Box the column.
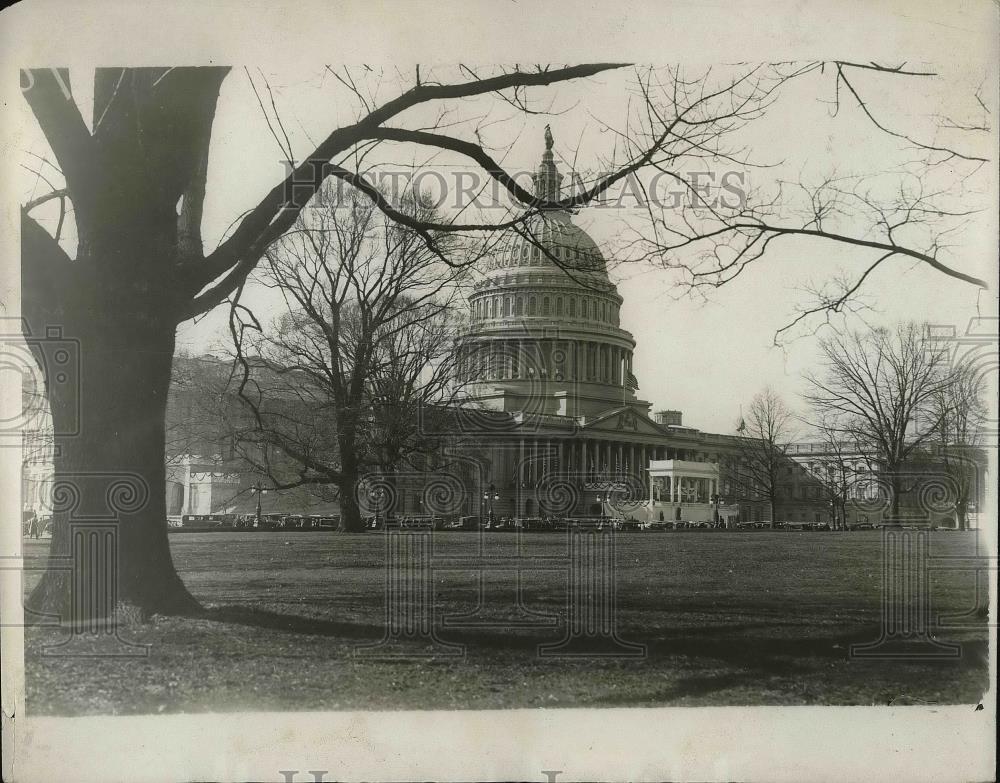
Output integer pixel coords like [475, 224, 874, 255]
[581, 439, 589, 481]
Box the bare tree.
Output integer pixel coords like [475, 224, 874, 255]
[366, 304, 464, 475]
[165, 353, 240, 460]
[806, 415, 860, 530]
[928, 356, 988, 530]
[736, 388, 796, 527]
[229, 186, 467, 531]
[19, 63, 990, 617]
[20, 64, 672, 618]
[615, 63, 990, 341]
[805, 322, 955, 523]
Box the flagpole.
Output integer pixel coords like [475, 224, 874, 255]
[621, 355, 626, 408]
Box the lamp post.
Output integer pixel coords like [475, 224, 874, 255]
[253, 481, 268, 527]
[483, 483, 499, 527]
[711, 493, 720, 527]
[829, 498, 836, 531]
[596, 490, 614, 524]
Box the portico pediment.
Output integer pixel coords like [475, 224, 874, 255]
[580, 406, 667, 438]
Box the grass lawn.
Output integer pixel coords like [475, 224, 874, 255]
[22, 530, 990, 715]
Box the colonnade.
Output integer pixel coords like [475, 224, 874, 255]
[651, 474, 720, 504]
[460, 339, 634, 385]
[484, 437, 696, 488]
[472, 291, 620, 327]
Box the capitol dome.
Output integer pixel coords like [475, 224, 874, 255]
[460, 127, 641, 419]
[487, 209, 610, 280]
[486, 124, 609, 281]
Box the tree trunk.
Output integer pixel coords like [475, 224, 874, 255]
[335, 439, 366, 532]
[26, 315, 199, 621]
[887, 472, 902, 525]
[337, 475, 365, 532]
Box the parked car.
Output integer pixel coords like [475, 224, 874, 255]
[445, 515, 480, 530]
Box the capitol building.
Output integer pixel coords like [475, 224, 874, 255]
[446, 129, 775, 524]
[18, 129, 975, 531]
[46, 128, 889, 529]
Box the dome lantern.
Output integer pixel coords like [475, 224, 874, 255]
[532, 124, 564, 202]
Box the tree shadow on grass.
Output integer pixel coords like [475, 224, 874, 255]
[194, 605, 386, 641]
[188, 604, 986, 684]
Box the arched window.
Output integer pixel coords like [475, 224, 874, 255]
[505, 296, 512, 316]
[488, 299, 495, 318]
[582, 299, 589, 318]
[516, 296, 524, 316]
[600, 302, 606, 321]
[569, 298, 576, 317]
[556, 297, 563, 316]
[528, 296, 537, 315]
[542, 296, 551, 315]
